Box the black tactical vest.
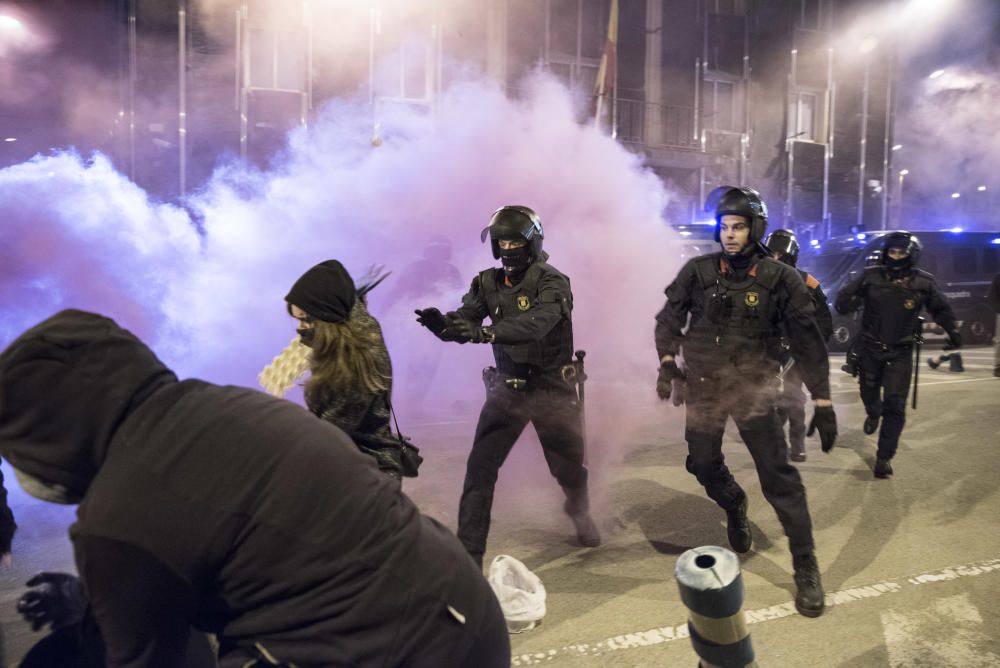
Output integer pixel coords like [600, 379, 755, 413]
[683, 254, 785, 376]
[478, 261, 574, 374]
[858, 268, 935, 346]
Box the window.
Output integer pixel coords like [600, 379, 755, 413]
[788, 92, 817, 141]
[704, 79, 738, 132]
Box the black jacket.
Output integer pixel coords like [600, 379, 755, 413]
[798, 269, 834, 342]
[655, 252, 831, 399]
[0, 310, 504, 668]
[835, 267, 957, 346]
[450, 252, 574, 375]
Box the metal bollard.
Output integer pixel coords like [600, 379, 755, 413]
[675, 545, 756, 668]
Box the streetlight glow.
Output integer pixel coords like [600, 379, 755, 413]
[0, 15, 23, 31]
[892, 144, 903, 151]
[929, 69, 945, 79]
[951, 192, 961, 199]
[977, 185, 987, 191]
[859, 37, 878, 54]
[3, 137, 16, 142]
[899, 169, 909, 176]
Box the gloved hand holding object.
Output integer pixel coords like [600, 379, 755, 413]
[807, 405, 838, 452]
[656, 360, 685, 401]
[17, 572, 87, 632]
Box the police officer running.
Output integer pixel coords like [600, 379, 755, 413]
[416, 205, 599, 568]
[765, 229, 834, 462]
[834, 231, 959, 478]
[655, 187, 837, 618]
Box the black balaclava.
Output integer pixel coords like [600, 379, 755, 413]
[500, 242, 533, 278]
[285, 260, 357, 324]
[883, 239, 913, 278]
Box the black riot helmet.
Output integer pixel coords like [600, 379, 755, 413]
[764, 228, 800, 267]
[880, 231, 921, 275]
[480, 205, 544, 270]
[704, 186, 769, 252]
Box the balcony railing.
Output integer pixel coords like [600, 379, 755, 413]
[614, 98, 701, 150]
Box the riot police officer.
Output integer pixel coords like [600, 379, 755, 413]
[655, 187, 837, 618]
[834, 231, 959, 478]
[765, 229, 834, 462]
[416, 205, 599, 568]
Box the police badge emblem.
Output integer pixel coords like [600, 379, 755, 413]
[745, 292, 759, 307]
[903, 298, 915, 310]
[517, 295, 531, 311]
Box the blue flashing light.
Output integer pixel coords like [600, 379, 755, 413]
[990, 238, 1000, 245]
[945, 227, 963, 233]
[855, 233, 867, 240]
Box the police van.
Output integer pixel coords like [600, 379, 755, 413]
[799, 230, 1000, 351]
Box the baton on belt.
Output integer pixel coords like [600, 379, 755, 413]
[911, 317, 924, 410]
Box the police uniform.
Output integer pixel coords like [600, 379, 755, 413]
[655, 252, 830, 557]
[655, 186, 836, 618]
[416, 206, 598, 567]
[777, 269, 834, 461]
[835, 258, 957, 469]
[447, 255, 593, 564]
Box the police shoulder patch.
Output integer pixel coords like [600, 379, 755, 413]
[517, 295, 531, 311]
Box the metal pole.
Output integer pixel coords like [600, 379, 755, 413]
[239, 1, 249, 161]
[178, 0, 187, 196]
[787, 48, 798, 228]
[857, 51, 871, 231]
[127, 0, 137, 180]
[822, 46, 833, 239]
[898, 171, 907, 225]
[694, 58, 701, 141]
[880, 49, 894, 230]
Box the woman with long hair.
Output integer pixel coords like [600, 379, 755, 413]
[280, 259, 409, 479]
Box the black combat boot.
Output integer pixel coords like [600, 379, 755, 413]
[564, 501, 601, 547]
[793, 553, 825, 617]
[874, 458, 893, 478]
[726, 497, 752, 553]
[863, 415, 879, 435]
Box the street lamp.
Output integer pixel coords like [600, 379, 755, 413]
[892, 144, 903, 151]
[929, 69, 945, 79]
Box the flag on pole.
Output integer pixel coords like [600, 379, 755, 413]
[593, 0, 619, 129]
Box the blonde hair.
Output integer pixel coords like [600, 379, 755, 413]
[304, 309, 389, 408]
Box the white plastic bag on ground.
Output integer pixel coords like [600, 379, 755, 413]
[487, 555, 547, 633]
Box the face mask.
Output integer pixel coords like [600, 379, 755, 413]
[297, 327, 315, 347]
[500, 246, 532, 273]
[884, 252, 911, 275]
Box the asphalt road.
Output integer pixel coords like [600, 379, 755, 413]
[1, 345, 997, 667]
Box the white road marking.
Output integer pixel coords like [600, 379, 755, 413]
[882, 593, 1000, 667]
[831, 375, 998, 396]
[511, 557, 1000, 666]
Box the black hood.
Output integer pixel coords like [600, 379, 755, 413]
[0, 310, 177, 500]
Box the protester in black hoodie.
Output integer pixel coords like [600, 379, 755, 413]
[0, 309, 508, 668]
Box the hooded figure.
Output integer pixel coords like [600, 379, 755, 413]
[0, 310, 508, 668]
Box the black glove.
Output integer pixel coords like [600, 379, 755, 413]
[656, 360, 685, 401]
[415, 308, 447, 335]
[807, 405, 838, 452]
[17, 572, 87, 632]
[443, 317, 483, 344]
[943, 330, 962, 351]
